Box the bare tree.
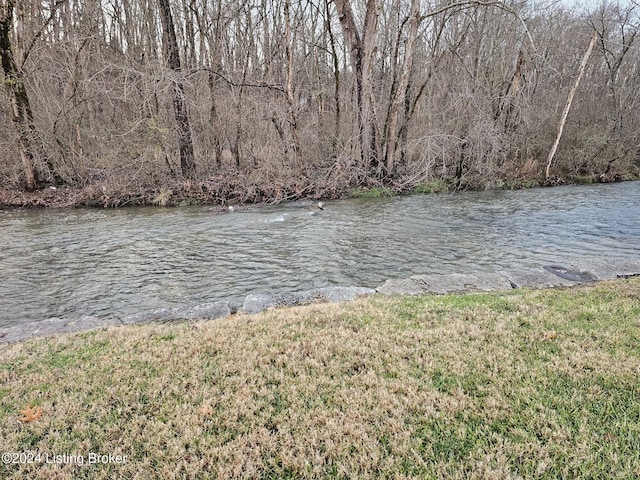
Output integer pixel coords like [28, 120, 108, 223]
[158, 0, 196, 177]
[545, 30, 598, 180]
[0, 0, 67, 189]
[382, 0, 421, 176]
[334, 0, 380, 177]
[284, 0, 301, 163]
[1, 0, 639, 203]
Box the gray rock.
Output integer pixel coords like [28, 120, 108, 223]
[377, 272, 514, 296]
[502, 267, 578, 289]
[411, 272, 514, 294]
[376, 278, 425, 295]
[0, 316, 118, 344]
[243, 291, 317, 313]
[568, 258, 640, 280]
[122, 302, 233, 325]
[543, 265, 598, 283]
[376, 264, 627, 296]
[243, 286, 375, 314]
[4, 257, 638, 343]
[315, 286, 376, 302]
[0, 302, 234, 344]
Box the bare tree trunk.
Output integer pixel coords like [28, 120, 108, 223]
[1, 0, 36, 189]
[495, 49, 526, 132]
[158, 0, 196, 177]
[383, 0, 420, 176]
[208, 72, 223, 168]
[334, 0, 379, 177]
[325, 0, 341, 155]
[545, 30, 598, 180]
[284, 0, 301, 163]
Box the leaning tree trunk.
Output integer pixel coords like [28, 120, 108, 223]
[545, 30, 598, 180]
[158, 0, 196, 177]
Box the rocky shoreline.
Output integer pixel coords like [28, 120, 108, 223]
[1, 257, 639, 344]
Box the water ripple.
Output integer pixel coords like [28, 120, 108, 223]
[1, 182, 639, 327]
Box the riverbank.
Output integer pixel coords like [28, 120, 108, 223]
[1, 170, 637, 209]
[2, 278, 639, 479]
[4, 258, 639, 344]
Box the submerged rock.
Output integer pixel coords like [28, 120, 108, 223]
[3, 258, 639, 343]
[503, 267, 581, 289]
[243, 286, 375, 314]
[376, 260, 640, 296]
[377, 272, 513, 295]
[412, 272, 514, 294]
[375, 278, 426, 295]
[314, 286, 376, 302]
[0, 316, 118, 344]
[543, 265, 598, 283]
[0, 302, 233, 344]
[122, 302, 233, 324]
[568, 258, 640, 280]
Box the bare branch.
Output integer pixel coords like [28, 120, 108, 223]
[187, 67, 285, 93]
[422, 0, 536, 52]
[22, 0, 68, 66]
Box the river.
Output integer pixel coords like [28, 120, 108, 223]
[1, 181, 639, 327]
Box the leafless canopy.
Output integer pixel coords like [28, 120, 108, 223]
[0, 0, 638, 197]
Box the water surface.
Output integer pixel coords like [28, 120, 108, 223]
[1, 182, 638, 327]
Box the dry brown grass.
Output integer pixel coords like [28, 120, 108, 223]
[1, 279, 639, 479]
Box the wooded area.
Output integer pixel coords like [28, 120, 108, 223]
[1, 0, 639, 207]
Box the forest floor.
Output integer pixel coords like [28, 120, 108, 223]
[0, 170, 637, 209]
[1, 278, 639, 479]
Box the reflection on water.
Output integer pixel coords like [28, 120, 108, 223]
[1, 181, 639, 327]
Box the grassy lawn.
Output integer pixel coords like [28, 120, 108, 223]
[1, 279, 639, 479]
